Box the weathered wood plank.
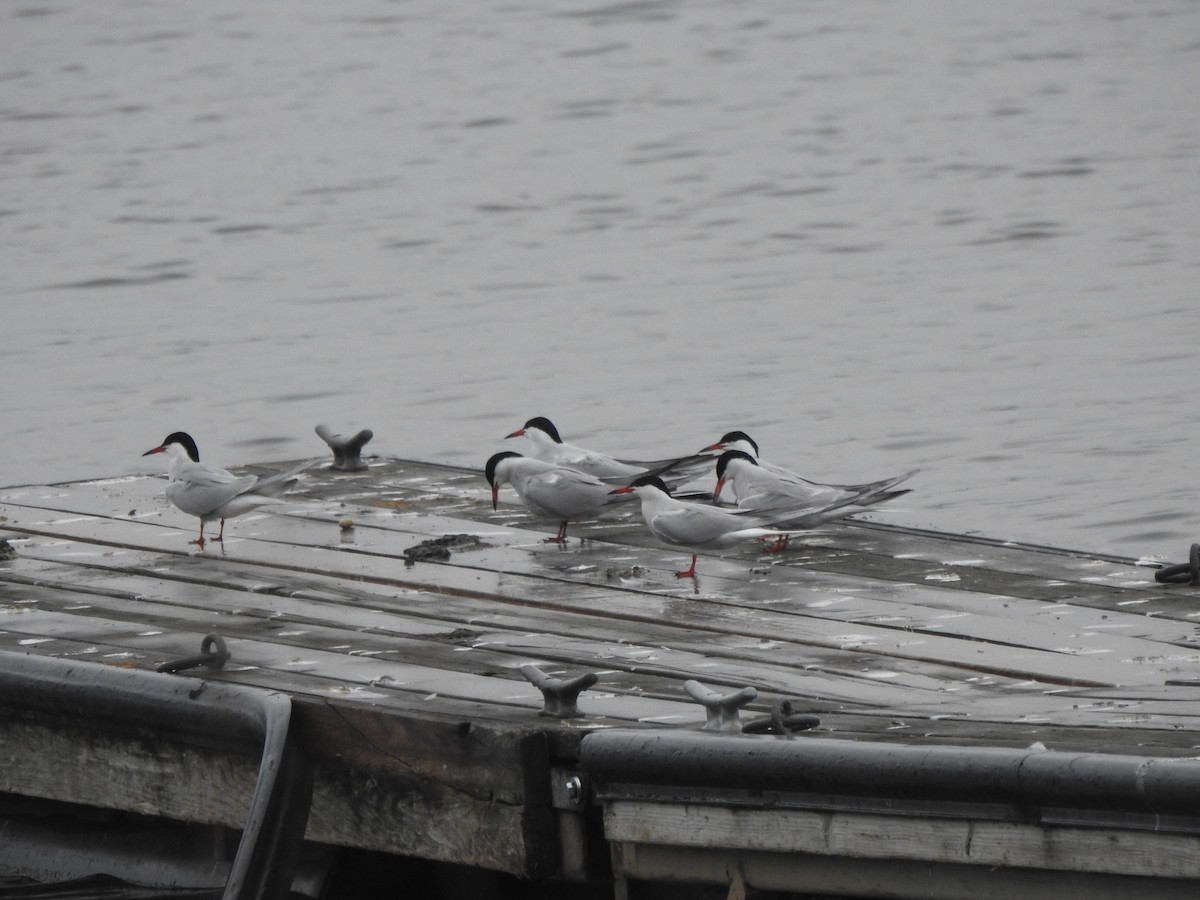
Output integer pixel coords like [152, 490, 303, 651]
[9, 466, 1194, 639]
[611, 843, 1200, 900]
[0, 614, 717, 730]
[0, 508, 1152, 676]
[601, 799, 1200, 879]
[0, 557, 911, 712]
[0, 540, 1147, 729]
[0, 709, 551, 875]
[7, 463, 1183, 605]
[7, 570, 1200, 747]
[7, 494, 1200, 734]
[1, 506, 1165, 692]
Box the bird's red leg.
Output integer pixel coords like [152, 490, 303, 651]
[766, 534, 790, 553]
[213, 518, 227, 543]
[674, 553, 698, 578]
[189, 522, 207, 549]
[544, 521, 568, 544]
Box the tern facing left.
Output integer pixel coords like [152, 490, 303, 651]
[712, 450, 916, 551]
[610, 476, 831, 579]
[505, 417, 645, 479]
[143, 431, 309, 549]
[485, 451, 622, 543]
[714, 450, 915, 516]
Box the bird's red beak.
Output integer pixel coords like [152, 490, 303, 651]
[703, 442, 725, 452]
[505, 428, 525, 439]
[713, 478, 726, 502]
[609, 486, 634, 495]
[142, 446, 167, 457]
[491, 483, 500, 510]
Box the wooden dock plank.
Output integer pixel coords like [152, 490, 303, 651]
[8, 465, 1191, 623]
[2, 463, 1172, 594]
[2, 480, 1200, 696]
[7, 496, 1200, 734]
[0, 617, 711, 737]
[8, 596, 1199, 750]
[601, 799, 1200, 880]
[2, 508, 1157, 697]
[0, 559, 980, 724]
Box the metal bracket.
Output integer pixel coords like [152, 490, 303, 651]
[520, 664, 598, 719]
[156, 634, 230, 674]
[1155, 543, 1200, 585]
[550, 767, 590, 810]
[549, 766, 597, 882]
[683, 679, 758, 733]
[314, 425, 374, 472]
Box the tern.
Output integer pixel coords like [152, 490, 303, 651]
[506, 416, 709, 487]
[702, 430, 803, 482]
[713, 450, 916, 550]
[610, 475, 837, 578]
[706, 430, 917, 499]
[485, 450, 623, 543]
[142, 431, 310, 549]
[714, 449, 915, 514]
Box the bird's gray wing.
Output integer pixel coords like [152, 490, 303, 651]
[167, 468, 257, 516]
[650, 504, 735, 546]
[246, 458, 320, 497]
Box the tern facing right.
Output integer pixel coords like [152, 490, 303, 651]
[611, 475, 836, 579]
[143, 431, 309, 549]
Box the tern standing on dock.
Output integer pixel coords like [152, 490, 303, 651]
[485, 450, 623, 544]
[143, 431, 308, 549]
[611, 476, 838, 578]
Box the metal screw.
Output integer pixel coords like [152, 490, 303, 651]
[565, 776, 583, 803]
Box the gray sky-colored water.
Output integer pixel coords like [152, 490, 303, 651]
[4, 0, 1199, 559]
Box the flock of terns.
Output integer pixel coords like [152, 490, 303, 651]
[143, 417, 917, 579]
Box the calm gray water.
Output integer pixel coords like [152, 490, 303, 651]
[4, 1, 1199, 560]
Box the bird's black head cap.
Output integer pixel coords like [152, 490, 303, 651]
[523, 417, 562, 443]
[717, 430, 758, 456]
[158, 431, 200, 462]
[715, 449, 757, 480]
[485, 451, 522, 486]
[629, 474, 672, 496]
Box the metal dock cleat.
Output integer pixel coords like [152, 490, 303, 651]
[683, 679, 758, 733]
[315, 425, 374, 471]
[520, 663, 598, 718]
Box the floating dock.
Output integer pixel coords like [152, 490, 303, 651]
[2, 456, 1199, 899]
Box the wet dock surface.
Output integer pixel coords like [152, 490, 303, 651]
[3, 457, 1200, 896]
